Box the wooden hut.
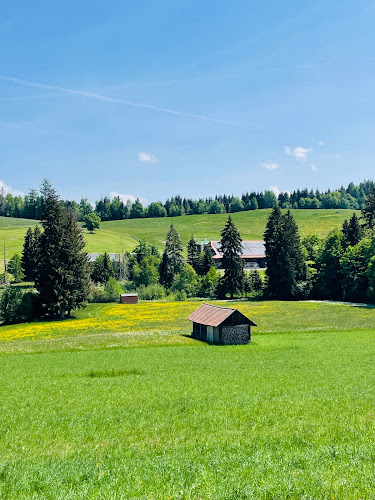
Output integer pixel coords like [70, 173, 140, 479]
[120, 293, 138, 304]
[187, 303, 256, 345]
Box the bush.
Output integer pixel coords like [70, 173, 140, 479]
[89, 278, 123, 303]
[104, 277, 123, 301]
[175, 290, 187, 301]
[137, 284, 165, 300]
[0, 287, 37, 324]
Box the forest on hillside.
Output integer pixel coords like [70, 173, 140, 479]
[1, 179, 374, 222]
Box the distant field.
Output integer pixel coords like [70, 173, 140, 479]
[1, 300, 375, 498]
[0, 209, 359, 263]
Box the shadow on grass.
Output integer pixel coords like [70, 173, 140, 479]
[86, 368, 144, 378]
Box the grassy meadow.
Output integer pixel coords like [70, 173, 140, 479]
[0, 209, 359, 263]
[1, 300, 375, 498]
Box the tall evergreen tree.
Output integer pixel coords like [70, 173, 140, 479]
[317, 229, 345, 300]
[92, 252, 114, 284]
[59, 209, 90, 316]
[35, 185, 90, 318]
[264, 206, 306, 299]
[346, 212, 363, 246]
[159, 225, 183, 288]
[199, 245, 215, 275]
[22, 227, 35, 281]
[362, 186, 375, 229]
[21, 225, 41, 281]
[186, 236, 200, 272]
[264, 204, 284, 298]
[280, 210, 306, 298]
[219, 216, 244, 298]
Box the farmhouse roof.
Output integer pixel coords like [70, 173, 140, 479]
[210, 241, 265, 259]
[88, 253, 118, 263]
[187, 303, 256, 327]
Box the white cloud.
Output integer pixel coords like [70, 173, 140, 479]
[285, 146, 312, 163]
[110, 192, 148, 206]
[318, 141, 325, 146]
[310, 163, 318, 171]
[269, 185, 280, 198]
[0, 180, 24, 197]
[137, 152, 158, 164]
[262, 161, 279, 171]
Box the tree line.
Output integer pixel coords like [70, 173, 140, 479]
[1, 179, 374, 222]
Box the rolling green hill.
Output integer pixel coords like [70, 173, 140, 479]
[0, 209, 359, 264]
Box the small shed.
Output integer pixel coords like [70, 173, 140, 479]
[187, 303, 256, 345]
[120, 293, 138, 304]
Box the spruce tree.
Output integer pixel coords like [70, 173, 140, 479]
[219, 216, 244, 298]
[186, 236, 200, 272]
[280, 210, 306, 298]
[346, 212, 363, 246]
[264, 206, 306, 299]
[159, 225, 183, 288]
[21, 227, 36, 281]
[317, 229, 344, 300]
[92, 252, 114, 284]
[252, 270, 264, 296]
[199, 245, 214, 275]
[60, 209, 90, 316]
[341, 218, 349, 245]
[21, 226, 42, 281]
[158, 251, 174, 288]
[35, 185, 90, 318]
[362, 186, 375, 229]
[264, 204, 284, 298]
[35, 187, 66, 318]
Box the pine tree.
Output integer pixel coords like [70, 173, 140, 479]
[92, 252, 115, 284]
[59, 209, 90, 316]
[341, 218, 349, 244]
[280, 210, 306, 298]
[346, 212, 363, 246]
[35, 185, 90, 318]
[35, 189, 66, 318]
[199, 245, 215, 275]
[362, 187, 375, 229]
[21, 227, 34, 281]
[264, 204, 284, 298]
[264, 207, 306, 299]
[317, 229, 344, 300]
[186, 236, 200, 272]
[219, 216, 244, 298]
[159, 225, 183, 288]
[21, 226, 41, 281]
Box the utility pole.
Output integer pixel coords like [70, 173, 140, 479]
[3, 240, 9, 287]
[119, 237, 127, 281]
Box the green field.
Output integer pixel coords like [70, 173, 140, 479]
[0, 209, 359, 265]
[1, 300, 375, 498]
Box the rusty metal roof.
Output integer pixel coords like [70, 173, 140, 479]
[187, 303, 256, 327]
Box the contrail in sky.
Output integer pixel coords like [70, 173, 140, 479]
[0, 75, 242, 125]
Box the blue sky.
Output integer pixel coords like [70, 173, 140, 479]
[1, 1, 375, 204]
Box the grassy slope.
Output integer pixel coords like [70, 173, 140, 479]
[0, 209, 359, 262]
[0, 301, 375, 498]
